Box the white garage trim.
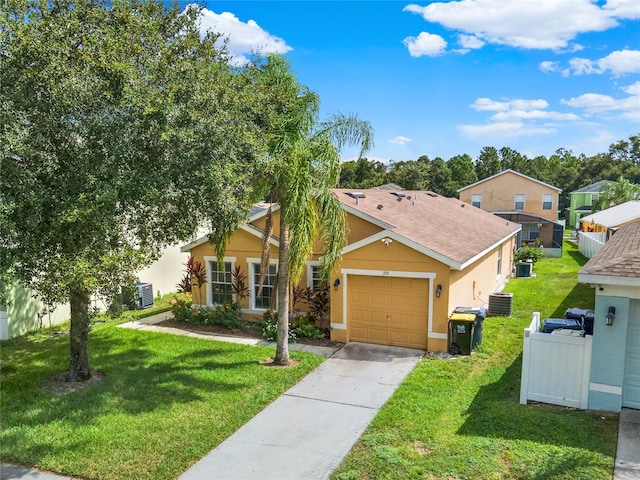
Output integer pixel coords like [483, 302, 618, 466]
[590, 383, 622, 395]
[340, 268, 441, 339]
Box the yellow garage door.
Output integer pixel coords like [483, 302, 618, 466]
[349, 275, 429, 349]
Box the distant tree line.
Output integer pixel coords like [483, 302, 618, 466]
[339, 133, 640, 216]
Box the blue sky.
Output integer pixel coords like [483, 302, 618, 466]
[193, 0, 640, 163]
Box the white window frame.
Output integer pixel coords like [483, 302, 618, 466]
[204, 256, 236, 306]
[306, 261, 323, 290]
[471, 194, 482, 209]
[247, 257, 279, 312]
[542, 193, 553, 210]
[590, 193, 598, 205]
[515, 194, 525, 211]
[496, 246, 502, 276]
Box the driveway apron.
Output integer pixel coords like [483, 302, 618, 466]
[178, 342, 424, 480]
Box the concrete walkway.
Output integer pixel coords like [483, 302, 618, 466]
[177, 342, 424, 480]
[614, 408, 640, 480]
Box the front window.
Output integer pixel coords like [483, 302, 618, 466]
[542, 194, 553, 210]
[590, 193, 598, 205]
[251, 262, 277, 310]
[307, 262, 324, 290]
[472, 194, 482, 208]
[515, 194, 525, 211]
[209, 260, 233, 304]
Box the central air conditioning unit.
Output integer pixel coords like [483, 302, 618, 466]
[516, 262, 533, 278]
[135, 282, 154, 309]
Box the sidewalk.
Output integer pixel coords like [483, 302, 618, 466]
[178, 342, 424, 480]
[614, 408, 640, 480]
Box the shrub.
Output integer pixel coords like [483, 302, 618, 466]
[294, 323, 326, 340]
[514, 240, 546, 264]
[262, 310, 297, 342]
[171, 297, 243, 329]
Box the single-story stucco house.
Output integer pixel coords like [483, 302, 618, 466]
[181, 187, 521, 352]
[578, 220, 640, 412]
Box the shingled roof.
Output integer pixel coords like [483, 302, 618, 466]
[335, 188, 521, 269]
[579, 220, 640, 284]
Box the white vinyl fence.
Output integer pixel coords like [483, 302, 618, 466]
[578, 231, 606, 259]
[520, 312, 592, 409]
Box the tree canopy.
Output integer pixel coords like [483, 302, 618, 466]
[1, 0, 270, 380]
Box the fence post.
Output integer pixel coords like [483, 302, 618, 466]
[520, 312, 540, 405]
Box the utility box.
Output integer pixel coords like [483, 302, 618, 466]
[448, 313, 476, 355]
[516, 262, 533, 277]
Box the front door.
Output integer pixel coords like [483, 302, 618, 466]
[623, 300, 640, 409]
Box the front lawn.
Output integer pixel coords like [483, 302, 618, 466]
[332, 240, 618, 480]
[0, 324, 323, 479]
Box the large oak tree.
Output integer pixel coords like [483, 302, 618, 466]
[1, 0, 268, 380]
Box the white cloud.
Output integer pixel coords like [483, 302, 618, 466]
[404, 0, 618, 51]
[539, 61, 560, 73]
[561, 82, 640, 120]
[388, 136, 413, 145]
[491, 110, 580, 122]
[459, 122, 556, 139]
[567, 50, 640, 76]
[195, 6, 292, 65]
[602, 0, 640, 20]
[403, 32, 447, 57]
[470, 98, 549, 112]
[458, 34, 485, 49]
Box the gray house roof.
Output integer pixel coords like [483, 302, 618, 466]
[579, 220, 640, 285]
[580, 201, 640, 228]
[571, 180, 614, 194]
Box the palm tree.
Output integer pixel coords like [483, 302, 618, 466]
[258, 56, 373, 365]
[593, 176, 640, 211]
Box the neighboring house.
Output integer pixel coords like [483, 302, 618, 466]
[578, 201, 640, 259]
[181, 188, 521, 352]
[578, 220, 640, 412]
[0, 234, 205, 340]
[458, 169, 564, 257]
[580, 200, 640, 235]
[566, 180, 613, 228]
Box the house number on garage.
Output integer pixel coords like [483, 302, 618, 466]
[382, 271, 389, 276]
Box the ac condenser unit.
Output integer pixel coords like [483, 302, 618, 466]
[516, 262, 533, 278]
[136, 282, 154, 309]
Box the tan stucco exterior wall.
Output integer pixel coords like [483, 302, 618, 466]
[459, 171, 559, 221]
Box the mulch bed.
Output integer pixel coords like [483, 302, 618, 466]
[156, 318, 344, 349]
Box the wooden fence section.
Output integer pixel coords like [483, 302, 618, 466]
[520, 312, 592, 409]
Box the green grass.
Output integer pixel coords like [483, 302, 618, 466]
[0, 322, 323, 479]
[332, 240, 617, 480]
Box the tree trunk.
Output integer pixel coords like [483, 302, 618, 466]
[274, 221, 290, 365]
[67, 288, 92, 382]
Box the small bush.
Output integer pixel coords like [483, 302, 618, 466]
[262, 310, 297, 342]
[294, 323, 325, 340]
[171, 297, 243, 329]
[514, 240, 546, 264]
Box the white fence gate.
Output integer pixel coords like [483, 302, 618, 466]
[520, 312, 592, 409]
[578, 231, 606, 259]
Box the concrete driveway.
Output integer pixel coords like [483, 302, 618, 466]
[178, 342, 425, 480]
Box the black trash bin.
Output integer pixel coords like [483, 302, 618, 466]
[448, 313, 475, 355]
[454, 306, 487, 349]
[565, 308, 595, 335]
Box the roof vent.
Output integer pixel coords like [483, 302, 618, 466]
[391, 192, 406, 198]
[346, 192, 366, 199]
[377, 204, 383, 210]
[427, 192, 438, 197]
[397, 196, 402, 202]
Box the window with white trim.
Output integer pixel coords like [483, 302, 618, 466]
[514, 194, 525, 211]
[306, 262, 323, 290]
[590, 193, 598, 205]
[208, 259, 233, 304]
[496, 246, 502, 275]
[472, 194, 482, 208]
[542, 193, 553, 210]
[250, 261, 277, 310]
